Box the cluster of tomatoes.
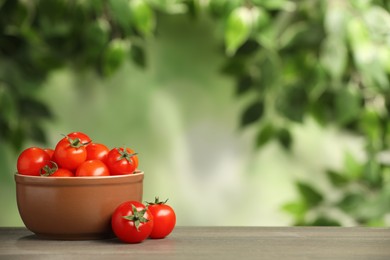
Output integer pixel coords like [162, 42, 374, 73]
[16, 131, 176, 243]
[16, 132, 139, 177]
[112, 198, 176, 243]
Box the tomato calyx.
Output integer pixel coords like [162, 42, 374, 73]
[122, 205, 150, 231]
[62, 134, 91, 148]
[40, 161, 59, 177]
[146, 196, 169, 206]
[116, 148, 138, 163]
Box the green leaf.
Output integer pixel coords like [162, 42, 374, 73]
[253, 0, 291, 10]
[351, 0, 372, 10]
[362, 61, 389, 90]
[235, 75, 253, 96]
[378, 47, 390, 73]
[28, 123, 47, 144]
[9, 126, 25, 150]
[324, 1, 348, 37]
[309, 217, 341, 226]
[102, 39, 129, 76]
[278, 22, 308, 50]
[335, 84, 361, 125]
[0, 83, 17, 128]
[359, 109, 381, 144]
[366, 218, 386, 227]
[281, 200, 307, 219]
[346, 16, 389, 91]
[347, 18, 371, 65]
[252, 6, 270, 30]
[130, 44, 146, 68]
[343, 152, 363, 180]
[277, 127, 293, 150]
[78, 0, 105, 13]
[148, 0, 188, 14]
[276, 83, 308, 123]
[130, 0, 155, 36]
[83, 18, 110, 61]
[320, 36, 347, 80]
[18, 97, 53, 119]
[225, 7, 253, 56]
[235, 40, 260, 57]
[326, 170, 349, 188]
[296, 181, 323, 207]
[108, 0, 132, 28]
[363, 159, 382, 187]
[354, 192, 390, 221]
[256, 123, 275, 148]
[241, 100, 264, 127]
[309, 91, 333, 125]
[338, 192, 364, 214]
[208, 0, 242, 17]
[363, 6, 390, 42]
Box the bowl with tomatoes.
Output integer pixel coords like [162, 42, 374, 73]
[14, 132, 144, 240]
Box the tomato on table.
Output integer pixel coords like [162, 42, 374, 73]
[106, 147, 138, 175]
[111, 201, 154, 243]
[17, 147, 51, 176]
[75, 160, 110, 177]
[53, 135, 88, 170]
[147, 197, 176, 239]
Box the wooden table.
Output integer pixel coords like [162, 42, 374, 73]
[1, 227, 389, 259]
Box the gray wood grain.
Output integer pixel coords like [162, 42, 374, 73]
[0, 227, 389, 259]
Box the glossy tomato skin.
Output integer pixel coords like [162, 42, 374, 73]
[111, 201, 153, 243]
[53, 137, 87, 170]
[43, 148, 54, 159]
[106, 147, 138, 175]
[86, 143, 109, 162]
[17, 147, 51, 176]
[67, 132, 91, 145]
[75, 160, 110, 177]
[148, 202, 176, 239]
[50, 168, 74, 177]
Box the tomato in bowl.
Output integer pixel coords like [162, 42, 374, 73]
[14, 171, 144, 240]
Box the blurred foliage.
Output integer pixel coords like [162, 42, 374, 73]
[1, 0, 390, 226]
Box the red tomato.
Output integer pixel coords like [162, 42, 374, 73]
[106, 147, 138, 175]
[53, 136, 88, 170]
[17, 147, 51, 176]
[67, 132, 91, 145]
[75, 160, 110, 177]
[50, 168, 74, 177]
[147, 197, 176, 239]
[43, 148, 54, 159]
[111, 201, 153, 243]
[86, 143, 110, 162]
[40, 162, 74, 177]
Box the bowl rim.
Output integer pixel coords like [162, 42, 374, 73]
[15, 170, 144, 185]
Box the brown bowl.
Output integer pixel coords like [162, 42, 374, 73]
[15, 171, 144, 240]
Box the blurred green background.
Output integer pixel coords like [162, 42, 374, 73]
[1, 0, 390, 227]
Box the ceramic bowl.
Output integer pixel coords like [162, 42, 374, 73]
[15, 171, 144, 240]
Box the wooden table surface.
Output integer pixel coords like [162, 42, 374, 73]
[1, 226, 390, 259]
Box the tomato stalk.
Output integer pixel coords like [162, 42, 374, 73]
[146, 197, 169, 205]
[62, 134, 90, 148]
[122, 205, 150, 231]
[40, 161, 59, 177]
[116, 148, 138, 163]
